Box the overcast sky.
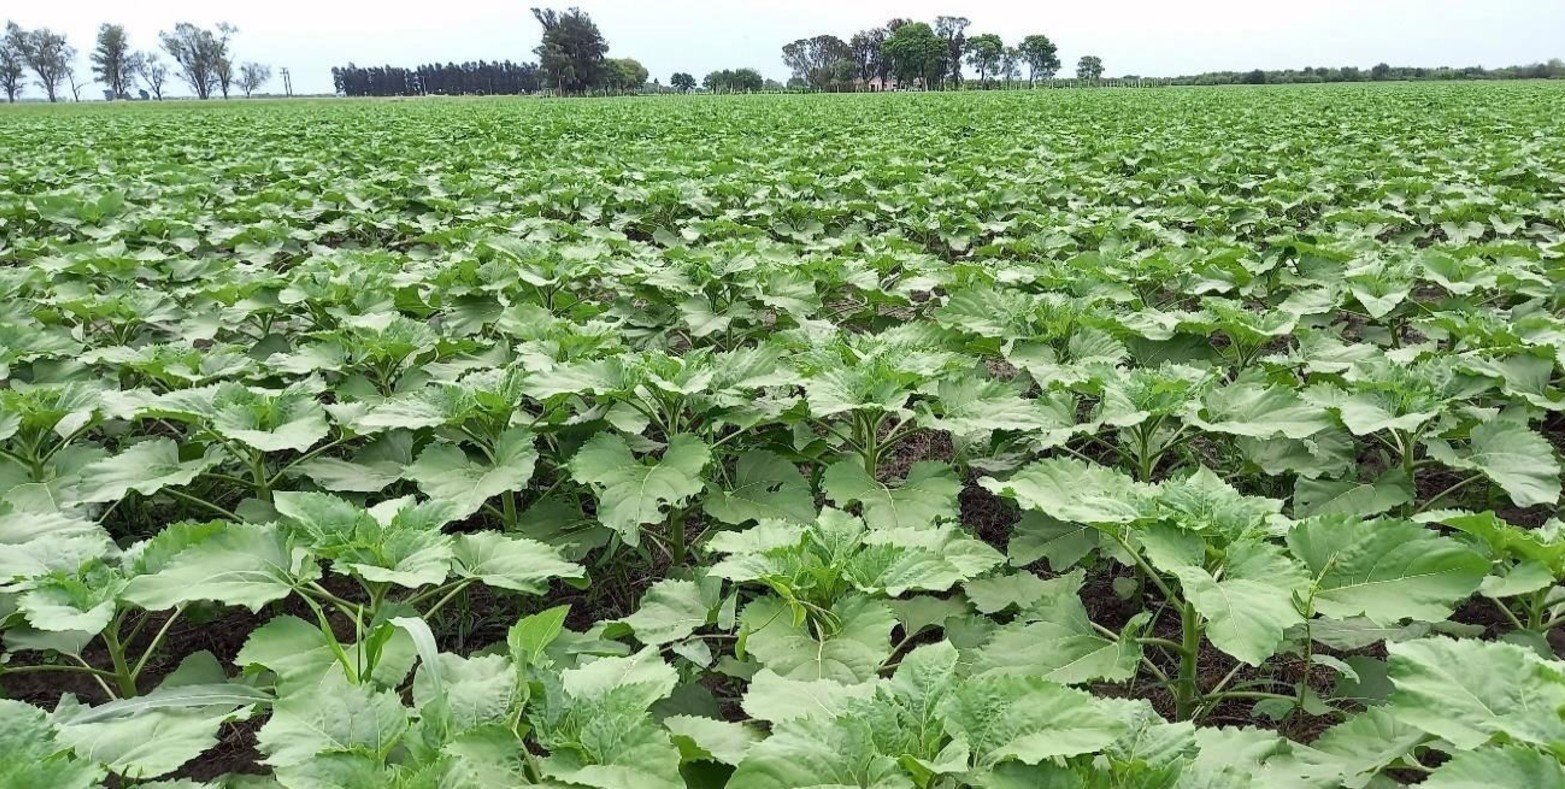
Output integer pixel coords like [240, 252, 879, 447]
[11, 0, 1565, 96]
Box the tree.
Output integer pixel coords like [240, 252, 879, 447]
[1018, 34, 1060, 86]
[702, 68, 763, 93]
[848, 28, 886, 85]
[1371, 62, 1392, 81]
[605, 57, 647, 92]
[1001, 46, 1021, 88]
[1, 24, 24, 102]
[66, 60, 83, 101]
[781, 35, 852, 91]
[670, 71, 695, 92]
[532, 7, 608, 94]
[8, 23, 74, 102]
[160, 22, 235, 99]
[237, 62, 270, 97]
[934, 16, 970, 88]
[90, 23, 132, 98]
[965, 33, 1003, 87]
[132, 51, 168, 99]
[215, 57, 233, 98]
[882, 22, 945, 89]
[1077, 55, 1104, 82]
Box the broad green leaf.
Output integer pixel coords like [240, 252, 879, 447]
[739, 669, 881, 724]
[1386, 637, 1565, 751]
[450, 531, 582, 594]
[1191, 383, 1332, 440]
[1008, 512, 1099, 571]
[664, 715, 758, 766]
[235, 615, 417, 693]
[256, 670, 410, 767]
[568, 433, 711, 542]
[741, 595, 895, 684]
[1423, 745, 1565, 788]
[1292, 470, 1412, 518]
[979, 457, 1152, 525]
[939, 675, 1126, 767]
[727, 710, 911, 789]
[122, 523, 319, 612]
[1170, 540, 1306, 666]
[701, 450, 815, 526]
[823, 460, 961, 531]
[621, 578, 717, 645]
[72, 439, 218, 504]
[0, 699, 104, 789]
[1426, 421, 1562, 508]
[404, 428, 539, 519]
[1288, 516, 1487, 623]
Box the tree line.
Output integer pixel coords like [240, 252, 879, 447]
[779, 18, 1097, 92]
[1165, 59, 1565, 86]
[2, 19, 273, 102]
[333, 7, 649, 97]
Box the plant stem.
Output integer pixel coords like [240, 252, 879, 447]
[1173, 603, 1201, 721]
[669, 509, 687, 566]
[161, 488, 239, 521]
[101, 620, 139, 698]
[130, 607, 184, 680]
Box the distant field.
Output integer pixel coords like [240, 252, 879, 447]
[3, 82, 1565, 786]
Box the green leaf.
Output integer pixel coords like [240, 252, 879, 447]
[939, 675, 1126, 767]
[1426, 421, 1562, 508]
[121, 523, 319, 612]
[741, 595, 895, 683]
[621, 578, 718, 645]
[664, 715, 758, 766]
[235, 615, 417, 693]
[450, 531, 582, 594]
[979, 457, 1152, 525]
[72, 439, 219, 504]
[206, 383, 330, 453]
[1297, 706, 1427, 788]
[823, 460, 961, 531]
[1170, 540, 1306, 666]
[1423, 745, 1565, 788]
[1007, 512, 1099, 571]
[256, 670, 410, 767]
[702, 450, 815, 526]
[0, 699, 104, 789]
[404, 428, 538, 519]
[1191, 383, 1332, 440]
[727, 710, 911, 789]
[739, 669, 881, 724]
[1292, 470, 1412, 518]
[972, 571, 1143, 684]
[52, 695, 236, 780]
[1387, 637, 1565, 751]
[568, 433, 711, 542]
[1288, 516, 1488, 624]
[507, 605, 570, 668]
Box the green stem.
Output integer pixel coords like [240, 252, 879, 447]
[0, 663, 118, 679]
[669, 509, 687, 566]
[250, 451, 271, 502]
[1207, 691, 1299, 703]
[161, 488, 240, 521]
[269, 437, 346, 486]
[423, 580, 474, 619]
[130, 607, 184, 680]
[1173, 603, 1201, 721]
[101, 619, 139, 698]
[501, 491, 518, 528]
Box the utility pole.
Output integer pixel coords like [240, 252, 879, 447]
[281, 68, 293, 97]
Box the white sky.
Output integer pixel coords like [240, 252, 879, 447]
[10, 0, 1564, 96]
